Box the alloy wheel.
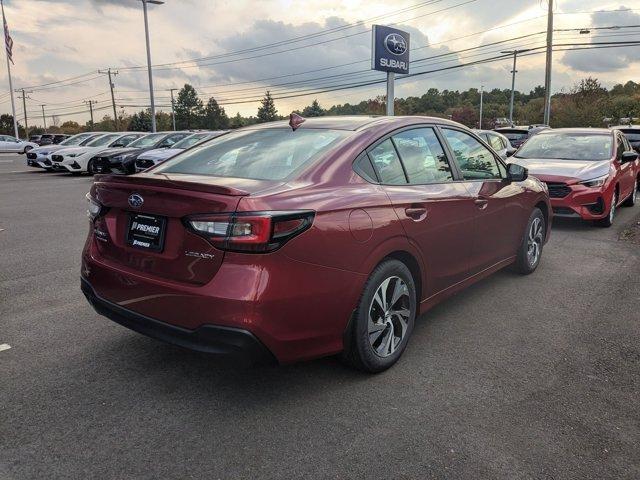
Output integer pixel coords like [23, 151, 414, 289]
[368, 276, 411, 358]
[527, 217, 544, 267]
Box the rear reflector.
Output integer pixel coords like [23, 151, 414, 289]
[185, 211, 314, 253]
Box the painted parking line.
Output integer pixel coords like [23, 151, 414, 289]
[0, 344, 11, 352]
[0, 159, 15, 163]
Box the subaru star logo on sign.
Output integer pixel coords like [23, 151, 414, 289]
[128, 193, 144, 208]
[372, 25, 410, 74]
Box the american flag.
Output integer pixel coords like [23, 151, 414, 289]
[1, 0, 13, 65]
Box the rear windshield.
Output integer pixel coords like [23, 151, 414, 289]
[515, 132, 612, 161]
[498, 130, 528, 140]
[618, 130, 640, 142]
[156, 128, 350, 181]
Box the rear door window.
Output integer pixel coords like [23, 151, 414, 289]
[442, 128, 503, 180]
[391, 128, 453, 184]
[367, 139, 407, 185]
[488, 134, 505, 150]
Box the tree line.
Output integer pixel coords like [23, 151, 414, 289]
[2, 77, 637, 137]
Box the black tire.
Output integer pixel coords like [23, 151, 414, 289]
[513, 208, 545, 275]
[595, 189, 617, 227]
[87, 159, 95, 175]
[23, 146, 33, 154]
[342, 259, 417, 373]
[623, 180, 637, 207]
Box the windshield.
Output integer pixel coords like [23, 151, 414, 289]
[156, 128, 350, 181]
[128, 133, 166, 148]
[60, 133, 94, 146]
[173, 133, 218, 149]
[515, 132, 612, 161]
[86, 134, 121, 147]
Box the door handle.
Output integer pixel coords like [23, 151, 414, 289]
[405, 207, 427, 220]
[474, 198, 489, 210]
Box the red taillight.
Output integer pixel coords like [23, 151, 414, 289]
[185, 211, 314, 253]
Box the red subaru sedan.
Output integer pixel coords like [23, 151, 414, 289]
[509, 128, 639, 227]
[82, 116, 551, 372]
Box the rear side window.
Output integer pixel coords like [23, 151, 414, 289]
[442, 128, 503, 180]
[367, 139, 407, 185]
[391, 128, 453, 184]
[158, 128, 349, 181]
[488, 134, 504, 150]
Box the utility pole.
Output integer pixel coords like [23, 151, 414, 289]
[543, 0, 554, 125]
[169, 88, 177, 131]
[40, 105, 47, 130]
[386, 72, 394, 116]
[98, 68, 119, 130]
[479, 85, 484, 129]
[140, 0, 164, 132]
[501, 50, 524, 126]
[84, 100, 97, 130]
[17, 88, 31, 139]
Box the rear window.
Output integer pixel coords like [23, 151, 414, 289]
[515, 132, 612, 161]
[156, 128, 350, 181]
[618, 130, 640, 142]
[498, 130, 528, 141]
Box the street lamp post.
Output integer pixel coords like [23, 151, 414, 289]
[140, 0, 163, 133]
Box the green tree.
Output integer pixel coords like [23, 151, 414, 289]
[203, 97, 230, 129]
[129, 110, 152, 131]
[230, 112, 244, 129]
[257, 91, 278, 123]
[60, 121, 83, 134]
[301, 99, 325, 117]
[0, 114, 19, 136]
[175, 84, 204, 129]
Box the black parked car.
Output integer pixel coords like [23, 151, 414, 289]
[34, 133, 70, 146]
[93, 131, 192, 174]
[611, 125, 640, 153]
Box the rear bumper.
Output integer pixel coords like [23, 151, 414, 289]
[81, 277, 276, 364]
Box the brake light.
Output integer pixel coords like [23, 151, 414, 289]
[185, 211, 314, 253]
[86, 193, 106, 221]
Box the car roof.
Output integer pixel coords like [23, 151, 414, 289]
[241, 115, 463, 132]
[611, 125, 640, 130]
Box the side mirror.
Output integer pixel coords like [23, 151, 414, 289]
[621, 151, 639, 163]
[507, 163, 528, 182]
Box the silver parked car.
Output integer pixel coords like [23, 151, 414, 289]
[473, 129, 515, 159]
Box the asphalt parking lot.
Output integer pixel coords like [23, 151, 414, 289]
[1, 152, 639, 480]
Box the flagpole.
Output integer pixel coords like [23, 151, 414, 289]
[1, 0, 18, 138]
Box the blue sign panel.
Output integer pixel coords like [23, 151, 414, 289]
[371, 25, 410, 75]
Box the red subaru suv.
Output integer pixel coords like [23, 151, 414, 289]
[509, 128, 639, 227]
[82, 116, 551, 372]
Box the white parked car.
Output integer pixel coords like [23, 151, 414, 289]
[50, 132, 145, 174]
[134, 131, 227, 171]
[0, 135, 38, 154]
[26, 132, 106, 169]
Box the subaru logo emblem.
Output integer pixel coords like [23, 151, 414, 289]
[384, 33, 407, 55]
[128, 193, 144, 208]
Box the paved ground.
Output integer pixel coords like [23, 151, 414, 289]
[1, 153, 639, 480]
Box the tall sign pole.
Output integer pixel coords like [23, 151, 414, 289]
[372, 25, 410, 116]
[1, 0, 18, 138]
[479, 85, 484, 129]
[543, 0, 554, 125]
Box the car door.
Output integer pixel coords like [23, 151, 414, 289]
[4, 136, 19, 152]
[0, 135, 8, 152]
[615, 132, 633, 200]
[440, 127, 527, 275]
[367, 126, 477, 297]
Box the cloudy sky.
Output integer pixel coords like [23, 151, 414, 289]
[2, 0, 639, 126]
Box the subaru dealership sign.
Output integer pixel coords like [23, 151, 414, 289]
[371, 25, 410, 74]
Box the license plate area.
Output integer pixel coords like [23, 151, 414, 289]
[126, 213, 167, 252]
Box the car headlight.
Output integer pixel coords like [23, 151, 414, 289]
[580, 175, 608, 188]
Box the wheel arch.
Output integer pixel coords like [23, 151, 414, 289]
[382, 250, 423, 306]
